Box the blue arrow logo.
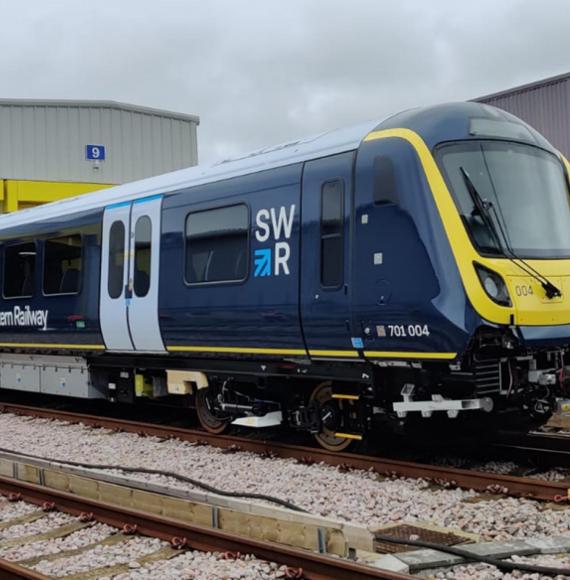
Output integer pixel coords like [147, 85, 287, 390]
[254, 248, 272, 277]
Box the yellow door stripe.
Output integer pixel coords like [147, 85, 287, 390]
[168, 345, 307, 355]
[0, 341, 457, 361]
[309, 349, 359, 358]
[364, 350, 457, 360]
[168, 346, 454, 360]
[331, 393, 360, 400]
[170, 346, 359, 357]
[0, 342, 105, 350]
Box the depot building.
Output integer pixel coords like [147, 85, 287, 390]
[0, 99, 199, 213]
[476, 72, 570, 159]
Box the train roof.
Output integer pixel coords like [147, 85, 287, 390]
[0, 118, 382, 229]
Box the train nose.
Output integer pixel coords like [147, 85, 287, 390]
[507, 275, 567, 326]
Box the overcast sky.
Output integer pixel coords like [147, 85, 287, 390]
[0, 0, 569, 164]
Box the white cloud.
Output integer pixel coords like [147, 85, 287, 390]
[0, 0, 567, 163]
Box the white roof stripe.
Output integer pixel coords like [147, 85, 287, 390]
[0, 119, 381, 230]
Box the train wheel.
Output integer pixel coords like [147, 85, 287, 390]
[310, 382, 355, 452]
[195, 388, 230, 434]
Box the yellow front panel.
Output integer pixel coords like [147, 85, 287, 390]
[480, 257, 570, 325]
[497, 262, 570, 326]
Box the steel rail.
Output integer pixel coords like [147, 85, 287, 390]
[0, 476, 408, 580]
[493, 428, 570, 461]
[1, 402, 569, 503]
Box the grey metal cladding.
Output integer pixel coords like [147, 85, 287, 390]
[0, 100, 199, 184]
[476, 73, 570, 159]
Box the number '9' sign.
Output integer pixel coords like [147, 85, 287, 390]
[86, 145, 106, 161]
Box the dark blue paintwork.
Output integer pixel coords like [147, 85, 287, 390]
[300, 152, 354, 353]
[351, 136, 476, 355]
[378, 102, 555, 153]
[160, 165, 305, 352]
[517, 325, 570, 346]
[0, 210, 103, 346]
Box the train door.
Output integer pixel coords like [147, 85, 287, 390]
[300, 152, 355, 356]
[99, 195, 166, 352]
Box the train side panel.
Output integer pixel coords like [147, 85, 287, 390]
[0, 211, 104, 351]
[159, 164, 306, 356]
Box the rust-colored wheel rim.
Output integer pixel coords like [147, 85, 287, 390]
[310, 382, 354, 452]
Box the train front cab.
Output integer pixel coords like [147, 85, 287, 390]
[361, 103, 570, 421]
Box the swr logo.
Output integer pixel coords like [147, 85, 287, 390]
[254, 205, 295, 277]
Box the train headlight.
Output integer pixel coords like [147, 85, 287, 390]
[475, 264, 511, 307]
[484, 276, 499, 298]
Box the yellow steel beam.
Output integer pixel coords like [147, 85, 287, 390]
[3, 180, 114, 212]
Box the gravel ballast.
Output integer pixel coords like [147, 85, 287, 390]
[0, 511, 75, 540]
[0, 522, 116, 561]
[0, 497, 286, 578]
[0, 498, 39, 522]
[0, 413, 569, 545]
[30, 536, 167, 577]
[113, 551, 289, 580]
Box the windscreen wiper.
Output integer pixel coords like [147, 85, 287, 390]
[459, 167, 561, 300]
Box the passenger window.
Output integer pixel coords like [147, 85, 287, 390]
[373, 156, 399, 205]
[185, 205, 248, 284]
[134, 216, 151, 297]
[3, 242, 36, 298]
[320, 180, 344, 288]
[108, 221, 125, 299]
[43, 234, 82, 295]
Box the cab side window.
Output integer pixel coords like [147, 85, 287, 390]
[373, 156, 399, 205]
[320, 180, 344, 288]
[4, 242, 36, 298]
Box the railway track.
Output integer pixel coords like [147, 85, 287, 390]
[492, 427, 570, 464]
[0, 402, 569, 504]
[0, 474, 406, 579]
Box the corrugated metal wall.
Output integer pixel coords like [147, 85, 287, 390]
[0, 101, 199, 184]
[476, 73, 570, 158]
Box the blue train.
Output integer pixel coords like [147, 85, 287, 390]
[0, 101, 569, 450]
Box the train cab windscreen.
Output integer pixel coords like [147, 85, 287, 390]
[437, 141, 570, 259]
